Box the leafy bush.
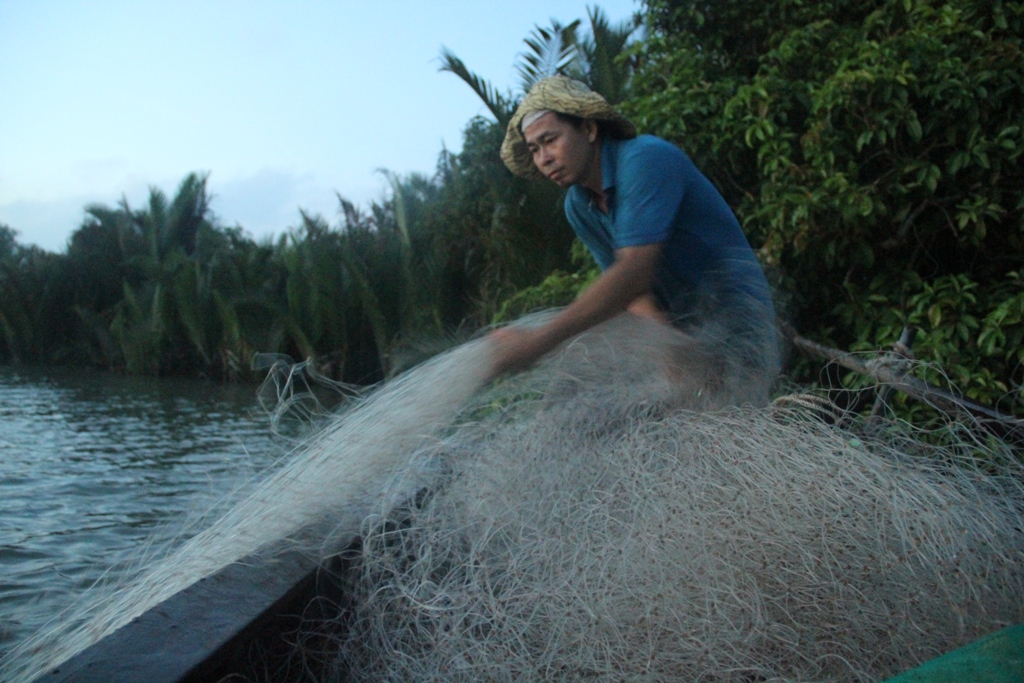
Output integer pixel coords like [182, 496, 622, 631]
[628, 0, 1024, 412]
[492, 240, 600, 323]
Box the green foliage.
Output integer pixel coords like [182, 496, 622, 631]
[493, 240, 600, 322]
[440, 6, 639, 123]
[628, 0, 1024, 413]
[438, 9, 639, 322]
[438, 49, 516, 128]
[0, 0, 1016, 431]
[104, 175, 222, 377]
[0, 225, 76, 364]
[836, 271, 1024, 415]
[0, 5, 651, 385]
[570, 6, 641, 104]
[0, 124, 572, 382]
[418, 115, 576, 325]
[1, 155, 496, 381]
[516, 19, 582, 94]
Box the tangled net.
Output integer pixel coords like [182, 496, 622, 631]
[307, 317, 1024, 682]
[6, 314, 1023, 683]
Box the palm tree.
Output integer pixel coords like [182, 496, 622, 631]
[108, 174, 219, 375]
[514, 19, 582, 94]
[438, 18, 583, 126]
[570, 6, 640, 103]
[440, 5, 638, 110]
[0, 227, 84, 365]
[438, 47, 516, 128]
[0, 230, 37, 363]
[434, 7, 638, 320]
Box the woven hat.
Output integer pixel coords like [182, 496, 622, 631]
[500, 75, 637, 179]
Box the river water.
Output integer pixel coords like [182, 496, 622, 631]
[0, 366, 281, 660]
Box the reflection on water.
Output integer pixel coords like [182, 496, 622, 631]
[0, 366, 278, 657]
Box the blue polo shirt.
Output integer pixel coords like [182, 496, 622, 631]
[564, 135, 774, 327]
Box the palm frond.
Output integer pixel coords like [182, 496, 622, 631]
[438, 47, 515, 127]
[170, 257, 211, 364]
[515, 19, 582, 95]
[144, 188, 169, 261]
[336, 247, 391, 376]
[167, 172, 210, 255]
[574, 6, 638, 103]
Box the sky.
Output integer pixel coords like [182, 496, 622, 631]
[0, 0, 640, 252]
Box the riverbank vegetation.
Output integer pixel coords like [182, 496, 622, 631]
[1, 0, 1021, 417]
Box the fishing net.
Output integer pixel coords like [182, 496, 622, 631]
[307, 317, 1024, 682]
[5, 313, 1023, 683]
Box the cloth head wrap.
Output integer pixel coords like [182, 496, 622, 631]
[520, 109, 553, 132]
[500, 76, 637, 179]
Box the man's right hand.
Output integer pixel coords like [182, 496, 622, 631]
[486, 327, 551, 381]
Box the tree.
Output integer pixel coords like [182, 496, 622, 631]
[514, 19, 582, 94]
[435, 7, 639, 320]
[0, 228, 73, 364]
[570, 6, 640, 103]
[628, 0, 1024, 413]
[439, 5, 639, 112]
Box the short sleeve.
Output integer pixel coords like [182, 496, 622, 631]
[565, 188, 615, 270]
[612, 138, 687, 248]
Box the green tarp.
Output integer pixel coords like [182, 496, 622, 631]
[883, 624, 1024, 683]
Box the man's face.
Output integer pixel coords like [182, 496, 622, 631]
[523, 113, 600, 189]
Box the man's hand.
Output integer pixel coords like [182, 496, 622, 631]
[486, 243, 664, 381]
[486, 326, 551, 380]
[627, 292, 669, 323]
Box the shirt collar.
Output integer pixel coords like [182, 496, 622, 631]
[601, 137, 619, 193]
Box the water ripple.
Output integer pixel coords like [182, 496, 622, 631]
[0, 367, 278, 657]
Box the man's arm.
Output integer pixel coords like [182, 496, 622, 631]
[626, 292, 668, 322]
[488, 243, 662, 378]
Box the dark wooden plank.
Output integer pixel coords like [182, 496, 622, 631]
[33, 548, 325, 683]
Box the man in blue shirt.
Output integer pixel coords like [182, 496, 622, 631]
[488, 76, 776, 379]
